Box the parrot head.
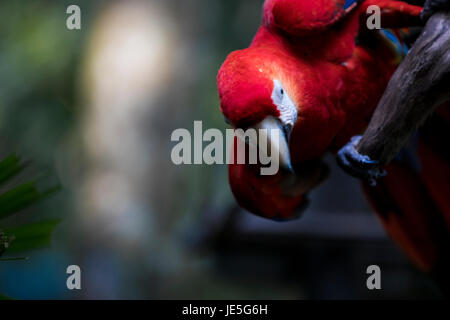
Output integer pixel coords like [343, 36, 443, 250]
[218, 49, 299, 172]
[217, 47, 334, 220]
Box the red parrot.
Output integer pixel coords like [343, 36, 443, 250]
[217, 0, 450, 280]
[218, 0, 423, 218]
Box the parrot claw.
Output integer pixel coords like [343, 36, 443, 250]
[336, 135, 387, 186]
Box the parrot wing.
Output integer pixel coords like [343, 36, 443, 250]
[362, 104, 450, 290]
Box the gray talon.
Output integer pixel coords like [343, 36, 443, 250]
[337, 135, 386, 186]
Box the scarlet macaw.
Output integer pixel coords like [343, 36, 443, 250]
[217, 0, 450, 276]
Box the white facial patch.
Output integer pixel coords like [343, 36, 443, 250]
[271, 79, 298, 129]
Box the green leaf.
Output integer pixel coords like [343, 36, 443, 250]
[0, 182, 60, 220]
[0, 153, 25, 186]
[3, 219, 60, 253]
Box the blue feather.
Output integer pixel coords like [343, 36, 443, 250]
[381, 29, 410, 55]
[344, 0, 359, 9]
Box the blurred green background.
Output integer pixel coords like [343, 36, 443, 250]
[0, 0, 442, 299]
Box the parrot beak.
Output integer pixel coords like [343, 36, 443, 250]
[251, 116, 293, 173]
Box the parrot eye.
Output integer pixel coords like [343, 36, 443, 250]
[280, 88, 284, 95]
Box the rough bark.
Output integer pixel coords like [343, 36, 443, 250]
[356, 12, 450, 165]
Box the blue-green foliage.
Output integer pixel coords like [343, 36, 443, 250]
[0, 154, 60, 261]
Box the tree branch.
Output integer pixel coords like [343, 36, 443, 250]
[337, 10, 450, 182]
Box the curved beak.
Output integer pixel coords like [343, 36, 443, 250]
[240, 116, 293, 173]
